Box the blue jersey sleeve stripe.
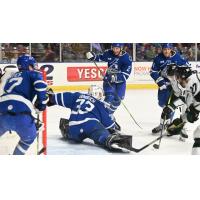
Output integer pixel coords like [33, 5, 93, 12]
[35, 88, 47, 92]
[34, 80, 47, 86]
[55, 94, 58, 105]
[61, 93, 66, 107]
[105, 122, 115, 129]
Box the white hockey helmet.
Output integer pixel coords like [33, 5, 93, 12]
[88, 85, 104, 100]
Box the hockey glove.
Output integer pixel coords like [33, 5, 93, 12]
[161, 106, 174, 120]
[157, 78, 167, 90]
[104, 73, 125, 83]
[46, 88, 55, 106]
[167, 118, 185, 135]
[186, 104, 199, 123]
[86, 51, 96, 61]
[34, 91, 50, 111]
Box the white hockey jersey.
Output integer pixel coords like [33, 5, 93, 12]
[0, 66, 18, 96]
[184, 72, 200, 110]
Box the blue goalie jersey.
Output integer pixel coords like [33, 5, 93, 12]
[95, 49, 132, 83]
[53, 92, 115, 129]
[0, 70, 47, 117]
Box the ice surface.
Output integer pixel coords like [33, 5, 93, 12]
[47, 89, 197, 155]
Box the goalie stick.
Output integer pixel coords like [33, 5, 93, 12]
[93, 60, 142, 130]
[124, 135, 163, 153]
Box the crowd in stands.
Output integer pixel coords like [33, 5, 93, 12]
[0, 43, 199, 63]
[136, 43, 196, 61]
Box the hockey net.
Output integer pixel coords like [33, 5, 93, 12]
[0, 70, 47, 155]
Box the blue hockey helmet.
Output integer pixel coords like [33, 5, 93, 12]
[162, 43, 173, 49]
[111, 43, 124, 49]
[17, 55, 38, 70]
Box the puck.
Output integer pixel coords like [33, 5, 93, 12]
[153, 144, 159, 149]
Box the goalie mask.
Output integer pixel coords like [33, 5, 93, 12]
[88, 85, 104, 100]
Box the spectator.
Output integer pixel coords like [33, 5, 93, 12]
[136, 43, 195, 61]
[197, 44, 200, 61]
[0, 43, 29, 63]
[31, 43, 59, 62]
[145, 45, 156, 61]
[62, 43, 90, 62]
[41, 46, 56, 62]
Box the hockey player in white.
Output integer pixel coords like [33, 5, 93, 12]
[0, 65, 19, 96]
[155, 63, 190, 141]
[167, 65, 200, 154]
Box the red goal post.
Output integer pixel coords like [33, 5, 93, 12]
[41, 70, 47, 155]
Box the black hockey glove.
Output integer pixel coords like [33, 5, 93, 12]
[46, 88, 55, 106]
[161, 105, 174, 120]
[186, 104, 199, 123]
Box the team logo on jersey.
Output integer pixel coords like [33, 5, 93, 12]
[108, 58, 112, 60]
[160, 60, 165, 64]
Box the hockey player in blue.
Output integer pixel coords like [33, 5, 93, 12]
[86, 43, 132, 113]
[47, 85, 132, 152]
[150, 43, 190, 133]
[0, 55, 48, 155]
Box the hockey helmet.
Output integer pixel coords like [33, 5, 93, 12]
[166, 63, 178, 76]
[111, 43, 124, 49]
[175, 65, 192, 79]
[162, 43, 173, 49]
[17, 54, 38, 71]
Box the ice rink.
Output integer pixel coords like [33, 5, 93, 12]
[47, 89, 197, 155]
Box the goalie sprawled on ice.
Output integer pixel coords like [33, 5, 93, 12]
[47, 85, 133, 152]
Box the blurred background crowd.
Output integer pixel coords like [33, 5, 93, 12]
[0, 43, 199, 63]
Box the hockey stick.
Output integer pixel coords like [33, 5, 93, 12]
[36, 114, 40, 154]
[125, 135, 163, 153]
[153, 118, 166, 149]
[153, 92, 173, 149]
[36, 113, 46, 155]
[93, 60, 142, 130]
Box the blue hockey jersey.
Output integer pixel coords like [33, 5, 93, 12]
[95, 49, 132, 83]
[53, 92, 115, 129]
[150, 51, 189, 86]
[0, 70, 47, 117]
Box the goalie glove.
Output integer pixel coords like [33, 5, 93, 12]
[86, 51, 96, 61]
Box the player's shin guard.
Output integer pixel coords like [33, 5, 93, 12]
[192, 126, 200, 155]
[13, 139, 34, 155]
